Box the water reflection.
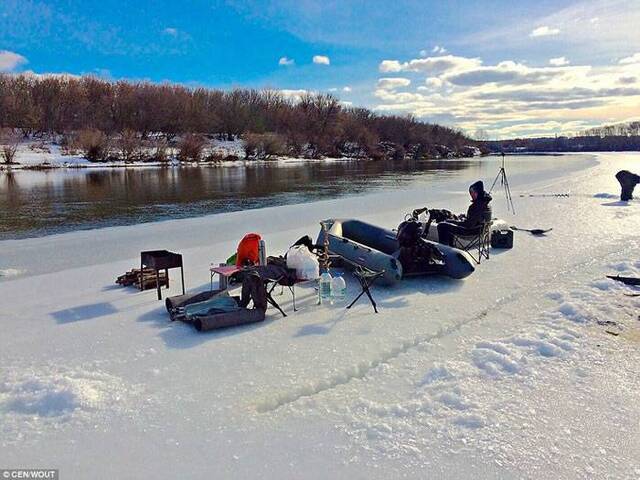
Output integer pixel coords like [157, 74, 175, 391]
[0, 159, 479, 239]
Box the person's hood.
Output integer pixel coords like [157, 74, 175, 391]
[470, 181, 491, 203]
[470, 180, 485, 194]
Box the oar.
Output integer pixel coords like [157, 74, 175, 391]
[607, 275, 640, 286]
[510, 226, 553, 236]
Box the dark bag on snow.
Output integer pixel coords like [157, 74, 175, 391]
[397, 220, 444, 274]
[290, 235, 316, 252]
[166, 271, 268, 331]
[491, 229, 513, 249]
[193, 272, 267, 332]
[396, 220, 422, 248]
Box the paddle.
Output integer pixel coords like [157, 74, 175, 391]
[510, 226, 553, 236]
[607, 275, 640, 286]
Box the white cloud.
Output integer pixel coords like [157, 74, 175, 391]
[465, 0, 640, 62]
[0, 50, 27, 72]
[377, 77, 411, 90]
[425, 77, 443, 88]
[328, 87, 338, 92]
[444, 60, 570, 87]
[549, 56, 570, 66]
[160, 27, 191, 42]
[313, 55, 330, 65]
[529, 25, 560, 37]
[343, 86, 352, 92]
[619, 76, 637, 85]
[371, 51, 640, 139]
[278, 56, 295, 66]
[279, 89, 310, 101]
[379, 60, 403, 72]
[379, 55, 481, 74]
[432, 45, 447, 54]
[619, 53, 640, 65]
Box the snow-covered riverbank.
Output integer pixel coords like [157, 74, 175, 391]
[1, 139, 426, 171]
[1, 153, 639, 479]
[0, 139, 342, 170]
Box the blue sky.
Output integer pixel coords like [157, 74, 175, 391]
[1, 0, 639, 138]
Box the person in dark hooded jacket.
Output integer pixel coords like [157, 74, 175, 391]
[437, 180, 492, 247]
[616, 170, 640, 201]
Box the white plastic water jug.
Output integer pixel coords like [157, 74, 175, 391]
[331, 273, 346, 303]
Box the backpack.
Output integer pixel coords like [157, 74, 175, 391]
[239, 271, 268, 311]
[236, 233, 262, 267]
[396, 219, 422, 248]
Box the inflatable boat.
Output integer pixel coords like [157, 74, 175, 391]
[317, 218, 475, 286]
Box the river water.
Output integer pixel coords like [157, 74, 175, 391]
[0, 155, 574, 240]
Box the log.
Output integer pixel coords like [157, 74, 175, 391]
[116, 268, 168, 290]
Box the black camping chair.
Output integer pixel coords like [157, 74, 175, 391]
[346, 266, 385, 313]
[451, 221, 492, 264]
[264, 277, 288, 317]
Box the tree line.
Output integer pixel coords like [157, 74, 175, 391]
[484, 135, 640, 153]
[0, 74, 474, 162]
[580, 121, 640, 138]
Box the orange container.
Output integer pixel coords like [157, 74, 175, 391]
[236, 233, 262, 267]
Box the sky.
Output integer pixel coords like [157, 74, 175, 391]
[1, 0, 639, 139]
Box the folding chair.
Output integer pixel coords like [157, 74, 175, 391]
[452, 221, 492, 264]
[346, 266, 385, 313]
[264, 276, 288, 317]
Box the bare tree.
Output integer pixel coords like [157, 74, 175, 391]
[0, 128, 20, 164]
[0, 73, 478, 160]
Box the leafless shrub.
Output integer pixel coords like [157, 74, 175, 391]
[76, 128, 110, 162]
[118, 129, 142, 163]
[0, 129, 20, 164]
[204, 151, 224, 162]
[177, 134, 206, 162]
[243, 132, 286, 160]
[151, 137, 169, 162]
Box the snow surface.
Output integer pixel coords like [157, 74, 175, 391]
[1, 153, 640, 479]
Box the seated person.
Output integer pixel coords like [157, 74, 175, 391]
[437, 181, 492, 247]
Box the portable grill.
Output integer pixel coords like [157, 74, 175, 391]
[140, 250, 185, 300]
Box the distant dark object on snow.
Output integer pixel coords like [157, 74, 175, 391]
[510, 226, 552, 236]
[615, 170, 640, 201]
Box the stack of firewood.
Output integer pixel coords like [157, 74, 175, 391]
[116, 268, 168, 290]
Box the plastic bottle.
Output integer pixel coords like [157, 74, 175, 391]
[331, 273, 346, 304]
[319, 271, 333, 304]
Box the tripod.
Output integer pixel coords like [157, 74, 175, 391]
[489, 153, 515, 214]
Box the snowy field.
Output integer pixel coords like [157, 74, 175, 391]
[1, 153, 639, 479]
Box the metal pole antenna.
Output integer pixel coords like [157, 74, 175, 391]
[489, 153, 516, 214]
